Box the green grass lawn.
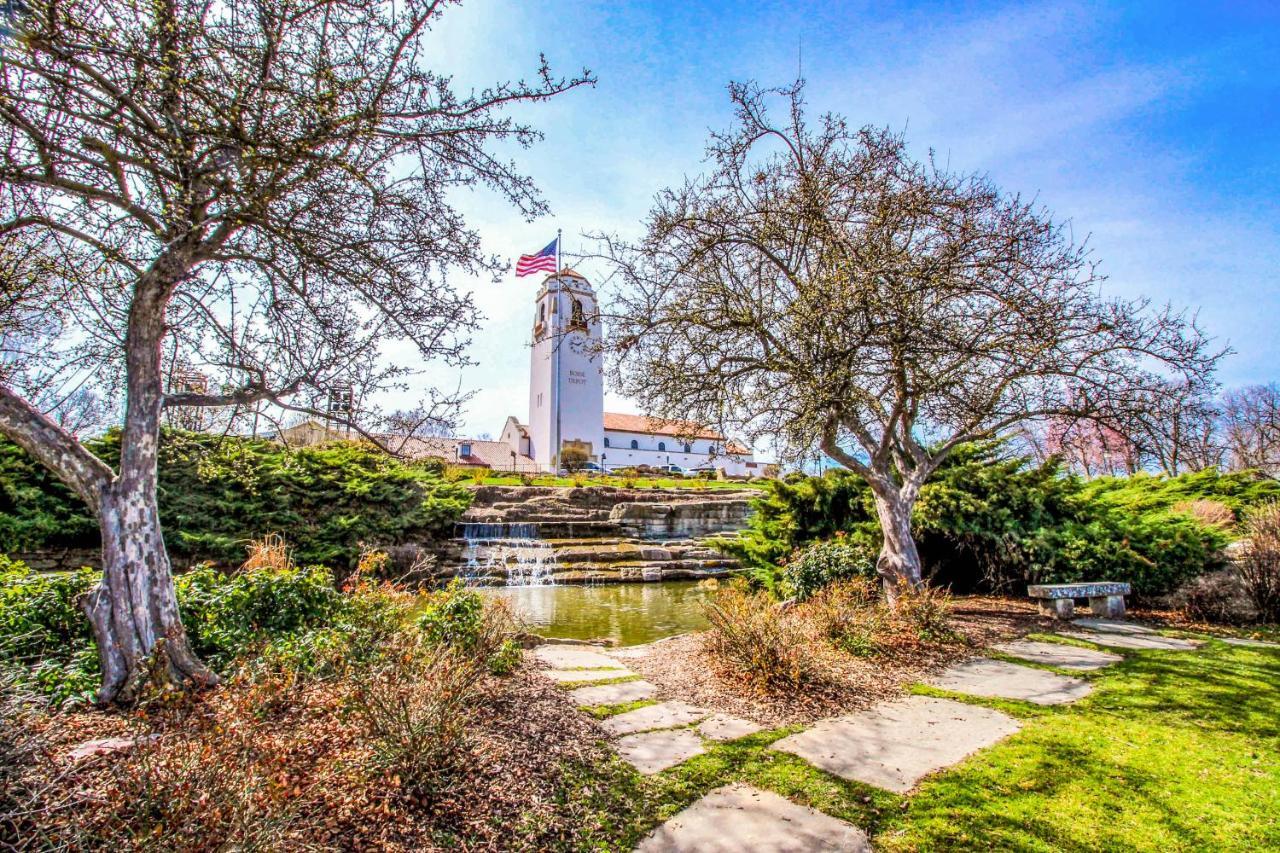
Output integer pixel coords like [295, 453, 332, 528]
[555, 636, 1280, 851]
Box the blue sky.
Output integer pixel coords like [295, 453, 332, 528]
[404, 0, 1280, 441]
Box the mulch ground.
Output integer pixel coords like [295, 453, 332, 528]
[614, 596, 1059, 726]
[3, 668, 611, 852]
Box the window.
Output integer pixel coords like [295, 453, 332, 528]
[603, 437, 611, 448]
[684, 443, 692, 454]
[630, 439, 639, 449]
[459, 443, 472, 458]
[658, 441, 666, 452]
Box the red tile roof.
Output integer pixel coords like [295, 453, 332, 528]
[602, 412, 725, 440]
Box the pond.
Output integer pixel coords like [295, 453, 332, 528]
[488, 580, 714, 646]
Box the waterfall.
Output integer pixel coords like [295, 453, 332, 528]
[458, 522, 557, 587]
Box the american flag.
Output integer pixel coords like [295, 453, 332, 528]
[515, 237, 558, 277]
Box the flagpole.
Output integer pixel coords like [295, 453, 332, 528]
[553, 228, 562, 474]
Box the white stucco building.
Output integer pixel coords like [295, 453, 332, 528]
[497, 269, 758, 476]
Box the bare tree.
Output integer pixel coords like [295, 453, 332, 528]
[0, 0, 590, 703]
[599, 82, 1217, 599]
[1123, 379, 1223, 475]
[1221, 384, 1280, 477]
[1036, 417, 1142, 478]
[1032, 378, 1222, 477]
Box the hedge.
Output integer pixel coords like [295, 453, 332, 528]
[725, 443, 1280, 597]
[0, 430, 472, 571]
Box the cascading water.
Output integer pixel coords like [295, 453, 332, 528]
[458, 522, 557, 586]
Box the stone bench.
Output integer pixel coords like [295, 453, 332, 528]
[1027, 582, 1131, 619]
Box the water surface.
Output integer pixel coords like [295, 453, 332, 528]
[488, 581, 712, 646]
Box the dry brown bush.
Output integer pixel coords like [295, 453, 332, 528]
[348, 634, 484, 798]
[0, 674, 50, 845]
[1174, 499, 1237, 530]
[1240, 503, 1280, 623]
[242, 533, 294, 573]
[890, 582, 957, 645]
[703, 578, 964, 691]
[702, 585, 817, 691]
[802, 577, 884, 655]
[801, 579, 959, 658]
[1179, 568, 1253, 625]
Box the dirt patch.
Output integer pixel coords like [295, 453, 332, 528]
[616, 596, 1056, 727]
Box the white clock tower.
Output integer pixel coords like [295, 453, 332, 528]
[527, 269, 604, 470]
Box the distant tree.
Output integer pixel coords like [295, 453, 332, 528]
[1040, 417, 1141, 478]
[1124, 379, 1223, 475]
[48, 389, 117, 439]
[600, 82, 1217, 600]
[1221, 384, 1280, 477]
[1030, 378, 1223, 477]
[0, 0, 589, 703]
[560, 445, 590, 472]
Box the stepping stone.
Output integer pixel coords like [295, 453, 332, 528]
[697, 713, 765, 742]
[602, 700, 709, 736]
[772, 695, 1020, 793]
[1222, 637, 1280, 648]
[1071, 618, 1156, 635]
[541, 667, 633, 683]
[570, 680, 657, 706]
[634, 782, 870, 851]
[614, 728, 705, 775]
[1059, 631, 1201, 651]
[926, 658, 1092, 705]
[995, 640, 1123, 671]
[534, 645, 622, 669]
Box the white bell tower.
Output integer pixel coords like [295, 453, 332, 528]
[527, 269, 604, 470]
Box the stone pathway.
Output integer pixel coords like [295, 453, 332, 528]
[926, 657, 1093, 705]
[993, 639, 1123, 671]
[1071, 618, 1157, 635]
[772, 695, 1022, 793]
[634, 783, 870, 852]
[542, 620, 1174, 850]
[1222, 637, 1280, 648]
[602, 700, 709, 736]
[540, 667, 634, 683]
[1060, 616, 1204, 651]
[534, 645, 625, 669]
[615, 728, 707, 775]
[698, 713, 765, 742]
[570, 680, 657, 705]
[535, 645, 763, 777]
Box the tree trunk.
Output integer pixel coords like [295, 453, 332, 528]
[83, 485, 216, 704]
[870, 487, 924, 604]
[81, 271, 216, 704]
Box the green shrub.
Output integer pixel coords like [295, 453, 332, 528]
[0, 557, 99, 705]
[724, 442, 1267, 599]
[0, 430, 473, 575]
[0, 443, 98, 552]
[176, 562, 345, 669]
[415, 579, 521, 674]
[781, 538, 876, 600]
[718, 468, 873, 582]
